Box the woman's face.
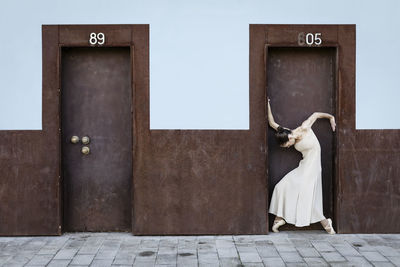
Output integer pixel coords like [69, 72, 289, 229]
[281, 134, 296, 148]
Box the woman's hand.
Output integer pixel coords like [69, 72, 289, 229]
[330, 116, 336, 132]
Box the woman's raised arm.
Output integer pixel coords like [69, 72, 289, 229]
[301, 112, 336, 131]
[267, 99, 280, 131]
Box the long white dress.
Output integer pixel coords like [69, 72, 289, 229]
[269, 127, 326, 227]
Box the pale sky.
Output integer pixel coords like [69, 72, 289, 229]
[0, 0, 399, 129]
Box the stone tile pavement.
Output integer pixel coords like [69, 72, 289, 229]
[0, 231, 399, 266]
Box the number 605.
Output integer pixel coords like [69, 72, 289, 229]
[298, 32, 322, 46]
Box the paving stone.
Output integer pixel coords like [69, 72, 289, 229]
[311, 241, 336, 252]
[291, 239, 313, 248]
[361, 251, 389, 262]
[256, 245, 279, 257]
[375, 246, 400, 257]
[262, 257, 286, 267]
[219, 257, 241, 267]
[236, 244, 257, 253]
[70, 253, 95, 265]
[133, 258, 156, 266]
[53, 248, 78, 259]
[199, 263, 219, 267]
[217, 247, 239, 258]
[330, 263, 366, 267]
[297, 247, 320, 257]
[177, 258, 198, 266]
[238, 252, 262, 263]
[286, 263, 308, 267]
[133, 262, 155, 267]
[303, 257, 329, 266]
[135, 249, 157, 261]
[198, 252, 219, 264]
[158, 246, 177, 254]
[95, 249, 118, 260]
[47, 259, 71, 267]
[241, 263, 264, 267]
[279, 251, 304, 263]
[5, 255, 31, 267]
[0, 255, 13, 265]
[90, 259, 113, 267]
[345, 256, 374, 266]
[26, 254, 53, 265]
[332, 242, 361, 256]
[274, 244, 297, 252]
[112, 252, 135, 265]
[387, 256, 400, 266]
[320, 251, 346, 262]
[78, 237, 104, 254]
[371, 262, 396, 267]
[155, 253, 177, 265]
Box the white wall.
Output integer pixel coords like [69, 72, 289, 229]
[0, 0, 399, 130]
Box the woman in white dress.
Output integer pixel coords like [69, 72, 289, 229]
[267, 98, 336, 234]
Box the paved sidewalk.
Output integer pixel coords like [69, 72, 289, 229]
[0, 231, 399, 267]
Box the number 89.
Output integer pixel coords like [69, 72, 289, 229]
[89, 32, 105, 45]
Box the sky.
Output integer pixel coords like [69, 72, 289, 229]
[0, 0, 399, 129]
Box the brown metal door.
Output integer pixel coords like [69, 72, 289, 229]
[267, 47, 336, 229]
[61, 47, 132, 232]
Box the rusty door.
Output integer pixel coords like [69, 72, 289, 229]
[61, 47, 132, 232]
[267, 47, 336, 230]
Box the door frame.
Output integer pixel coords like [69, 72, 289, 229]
[42, 24, 149, 234]
[249, 24, 355, 233]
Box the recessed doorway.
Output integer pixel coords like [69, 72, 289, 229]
[61, 47, 133, 231]
[266, 47, 337, 231]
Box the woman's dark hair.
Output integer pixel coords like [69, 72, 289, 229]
[276, 126, 292, 146]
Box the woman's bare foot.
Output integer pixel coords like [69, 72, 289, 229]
[321, 218, 336, 234]
[272, 216, 286, 233]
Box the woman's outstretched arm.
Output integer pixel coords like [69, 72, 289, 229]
[301, 112, 336, 131]
[267, 99, 280, 131]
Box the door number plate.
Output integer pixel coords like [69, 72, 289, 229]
[298, 32, 322, 46]
[89, 32, 105, 45]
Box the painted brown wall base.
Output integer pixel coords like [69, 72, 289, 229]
[338, 131, 400, 233]
[133, 130, 268, 234]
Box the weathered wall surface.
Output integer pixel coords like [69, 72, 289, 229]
[335, 26, 400, 233]
[0, 26, 60, 235]
[133, 130, 267, 234]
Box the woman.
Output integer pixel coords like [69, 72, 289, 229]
[267, 98, 336, 234]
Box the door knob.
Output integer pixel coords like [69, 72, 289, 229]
[81, 146, 90, 155]
[71, 136, 80, 144]
[82, 136, 90, 145]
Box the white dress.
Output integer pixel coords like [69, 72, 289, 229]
[269, 127, 326, 227]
